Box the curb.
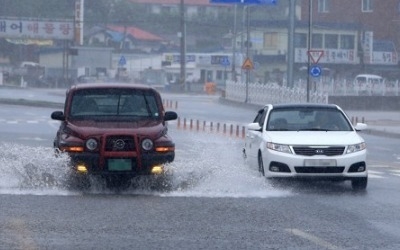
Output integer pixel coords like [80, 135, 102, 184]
[0, 98, 64, 109]
[360, 129, 400, 139]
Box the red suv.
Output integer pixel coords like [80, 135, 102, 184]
[51, 83, 177, 189]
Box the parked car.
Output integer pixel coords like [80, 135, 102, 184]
[243, 103, 368, 190]
[51, 83, 178, 189]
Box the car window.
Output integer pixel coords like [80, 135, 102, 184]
[69, 89, 160, 120]
[267, 107, 353, 131]
[253, 108, 268, 127]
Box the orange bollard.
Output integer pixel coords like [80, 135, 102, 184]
[177, 117, 181, 128]
[242, 126, 245, 139]
[183, 118, 187, 130]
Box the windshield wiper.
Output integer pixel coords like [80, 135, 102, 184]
[298, 128, 332, 131]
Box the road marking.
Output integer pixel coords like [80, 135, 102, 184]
[18, 137, 48, 141]
[368, 170, 384, 178]
[285, 228, 341, 250]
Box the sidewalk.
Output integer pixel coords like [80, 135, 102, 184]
[1, 85, 400, 138]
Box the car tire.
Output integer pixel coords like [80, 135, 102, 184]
[351, 177, 368, 191]
[258, 152, 265, 176]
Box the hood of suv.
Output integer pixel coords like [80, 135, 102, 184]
[67, 119, 165, 138]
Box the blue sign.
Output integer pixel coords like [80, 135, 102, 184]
[210, 0, 277, 5]
[221, 57, 230, 67]
[310, 65, 322, 77]
[119, 56, 126, 66]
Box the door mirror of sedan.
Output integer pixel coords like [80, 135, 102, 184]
[354, 122, 367, 131]
[247, 122, 262, 131]
[51, 111, 65, 121]
[164, 111, 178, 121]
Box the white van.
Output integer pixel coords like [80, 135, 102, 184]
[354, 74, 385, 95]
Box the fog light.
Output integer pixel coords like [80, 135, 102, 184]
[357, 166, 365, 172]
[151, 165, 163, 175]
[76, 164, 88, 173]
[270, 166, 280, 172]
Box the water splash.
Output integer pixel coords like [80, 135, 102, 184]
[0, 130, 291, 198]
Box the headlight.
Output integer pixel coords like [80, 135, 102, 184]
[85, 138, 98, 151]
[346, 142, 366, 154]
[141, 138, 154, 151]
[267, 142, 292, 154]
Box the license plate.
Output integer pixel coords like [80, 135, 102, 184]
[304, 159, 337, 167]
[108, 159, 132, 171]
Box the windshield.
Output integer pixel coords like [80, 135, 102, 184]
[267, 107, 353, 131]
[69, 88, 160, 120]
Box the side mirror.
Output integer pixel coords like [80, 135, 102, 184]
[51, 111, 65, 121]
[164, 111, 177, 121]
[354, 122, 367, 131]
[247, 122, 262, 131]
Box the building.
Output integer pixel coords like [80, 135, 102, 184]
[298, 0, 400, 78]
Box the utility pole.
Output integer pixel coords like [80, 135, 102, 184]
[307, 0, 313, 102]
[180, 0, 186, 92]
[245, 6, 250, 103]
[232, 4, 237, 81]
[287, 0, 295, 88]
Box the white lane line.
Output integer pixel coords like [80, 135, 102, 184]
[7, 120, 18, 124]
[285, 228, 341, 250]
[26, 120, 39, 124]
[368, 170, 384, 178]
[18, 137, 48, 141]
[48, 120, 61, 130]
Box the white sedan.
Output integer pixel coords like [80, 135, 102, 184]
[243, 103, 368, 190]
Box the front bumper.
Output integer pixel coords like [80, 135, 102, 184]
[263, 149, 367, 180]
[67, 151, 175, 177]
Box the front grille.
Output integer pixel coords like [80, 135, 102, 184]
[295, 167, 345, 173]
[105, 135, 136, 152]
[293, 146, 345, 156]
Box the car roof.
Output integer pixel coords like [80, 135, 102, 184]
[355, 74, 383, 79]
[69, 82, 155, 91]
[268, 103, 339, 110]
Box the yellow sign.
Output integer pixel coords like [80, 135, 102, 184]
[241, 57, 254, 70]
